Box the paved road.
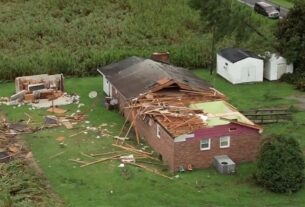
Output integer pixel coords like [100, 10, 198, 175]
[239, 0, 289, 18]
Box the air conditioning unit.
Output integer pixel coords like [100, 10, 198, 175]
[213, 155, 236, 174]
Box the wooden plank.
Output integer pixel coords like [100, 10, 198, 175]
[112, 144, 153, 156]
[128, 162, 173, 180]
[49, 151, 65, 159]
[90, 151, 124, 157]
[80, 154, 122, 168]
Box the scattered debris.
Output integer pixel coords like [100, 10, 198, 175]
[8, 143, 22, 153]
[88, 91, 98, 99]
[80, 154, 122, 168]
[49, 151, 65, 159]
[8, 122, 33, 133]
[56, 136, 65, 142]
[47, 107, 67, 114]
[10, 90, 27, 102]
[127, 162, 173, 180]
[0, 97, 9, 105]
[120, 154, 135, 163]
[0, 151, 11, 163]
[118, 163, 125, 168]
[45, 116, 59, 125]
[61, 121, 73, 129]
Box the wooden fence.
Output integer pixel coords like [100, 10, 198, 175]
[241, 108, 292, 124]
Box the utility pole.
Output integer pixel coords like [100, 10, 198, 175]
[210, 25, 215, 75]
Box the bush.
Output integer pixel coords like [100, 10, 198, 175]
[281, 73, 305, 91]
[255, 136, 305, 193]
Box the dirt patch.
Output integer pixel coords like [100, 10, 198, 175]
[287, 93, 305, 110]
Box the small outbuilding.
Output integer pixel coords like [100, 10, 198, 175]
[217, 48, 264, 84]
[264, 53, 293, 81]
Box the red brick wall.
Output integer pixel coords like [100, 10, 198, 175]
[135, 117, 175, 170]
[111, 86, 175, 170]
[110, 85, 261, 172]
[174, 123, 261, 171]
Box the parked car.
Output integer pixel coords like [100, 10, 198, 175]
[254, 2, 280, 19]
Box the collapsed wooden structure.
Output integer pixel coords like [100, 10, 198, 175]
[12, 74, 64, 103]
[98, 56, 263, 172]
[125, 78, 226, 140]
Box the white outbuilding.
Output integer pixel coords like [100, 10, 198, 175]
[264, 53, 293, 81]
[217, 48, 264, 84]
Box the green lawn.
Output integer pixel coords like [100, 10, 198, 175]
[1, 70, 305, 207]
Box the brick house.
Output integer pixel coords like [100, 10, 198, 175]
[97, 56, 262, 172]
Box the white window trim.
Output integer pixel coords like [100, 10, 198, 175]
[220, 136, 230, 148]
[156, 124, 161, 138]
[200, 138, 211, 151]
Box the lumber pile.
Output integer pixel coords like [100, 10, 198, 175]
[70, 142, 172, 179]
[124, 86, 225, 137]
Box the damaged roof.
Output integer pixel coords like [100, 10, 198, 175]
[97, 57, 211, 99]
[218, 48, 262, 63]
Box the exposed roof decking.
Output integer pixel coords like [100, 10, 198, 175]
[190, 101, 256, 127]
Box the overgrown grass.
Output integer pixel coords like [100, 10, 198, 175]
[0, 161, 63, 207]
[270, 0, 294, 8]
[0, 0, 276, 80]
[1, 71, 305, 206]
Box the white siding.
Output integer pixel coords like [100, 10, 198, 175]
[217, 55, 264, 84]
[103, 75, 112, 96]
[216, 54, 235, 83]
[233, 58, 264, 84]
[264, 54, 294, 81]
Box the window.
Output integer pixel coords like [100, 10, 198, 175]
[156, 124, 161, 138]
[229, 127, 237, 132]
[200, 139, 211, 151]
[220, 136, 230, 148]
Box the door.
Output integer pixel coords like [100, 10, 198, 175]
[242, 66, 256, 82]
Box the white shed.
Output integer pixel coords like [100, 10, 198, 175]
[264, 53, 293, 81]
[217, 48, 264, 84]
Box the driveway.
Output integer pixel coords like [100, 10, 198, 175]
[238, 0, 289, 18]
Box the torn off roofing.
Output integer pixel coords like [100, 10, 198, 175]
[218, 48, 262, 63]
[98, 57, 211, 100]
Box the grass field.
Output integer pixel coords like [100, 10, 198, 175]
[0, 0, 276, 80]
[1, 70, 305, 207]
[270, 0, 294, 8]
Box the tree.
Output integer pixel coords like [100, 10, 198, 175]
[275, 0, 305, 73]
[189, 0, 263, 43]
[255, 136, 305, 193]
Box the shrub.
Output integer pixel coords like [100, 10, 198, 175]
[255, 136, 305, 193]
[281, 73, 305, 91]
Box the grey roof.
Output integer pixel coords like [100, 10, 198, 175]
[98, 56, 145, 76]
[218, 48, 262, 63]
[97, 57, 211, 99]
